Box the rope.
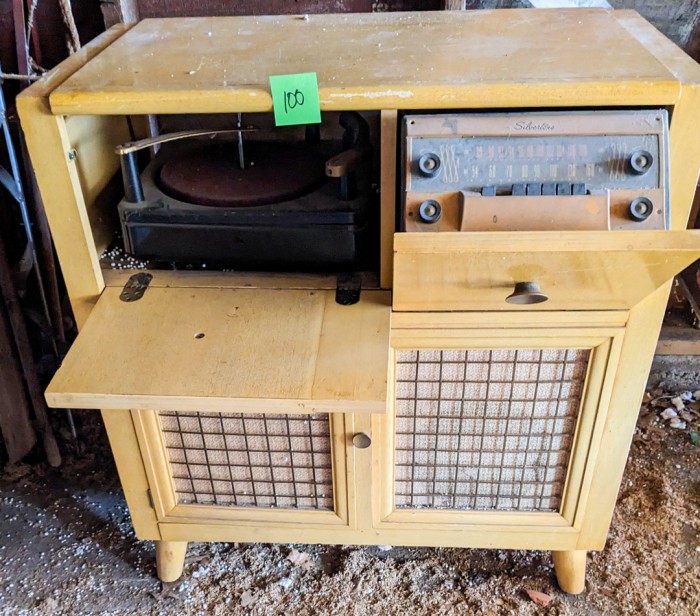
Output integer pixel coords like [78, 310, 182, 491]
[58, 0, 82, 55]
[0, 72, 41, 81]
[26, 0, 39, 50]
[20, 0, 46, 77]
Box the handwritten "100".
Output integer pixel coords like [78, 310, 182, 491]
[283, 89, 305, 113]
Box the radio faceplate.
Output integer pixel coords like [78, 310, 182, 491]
[403, 110, 669, 232]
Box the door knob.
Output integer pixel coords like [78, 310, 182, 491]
[505, 282, 548, 305]
[352, 433, 372, 449]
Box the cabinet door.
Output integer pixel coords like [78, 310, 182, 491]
[45, 286, 391, 415]
[393, 230, 700, 311]
[374, 315, 625, 539]
[132, 409, 350, 528]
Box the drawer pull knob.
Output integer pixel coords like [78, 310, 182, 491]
[506, 282, 549, 305]
[352, 433, 372, 449]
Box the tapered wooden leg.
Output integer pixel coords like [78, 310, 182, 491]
[155, 540, 188, 582]
[552, 550, 587, 594]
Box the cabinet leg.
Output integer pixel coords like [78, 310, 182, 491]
[155, 540, 188, 582]
[551, 550, 587, 594]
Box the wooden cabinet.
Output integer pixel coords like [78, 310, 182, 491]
[17, 9, 700, 595]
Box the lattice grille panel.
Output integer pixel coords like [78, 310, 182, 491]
[158, 411, 334, 510]
[394, 349, 589, 512]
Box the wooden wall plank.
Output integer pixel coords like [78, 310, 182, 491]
[136, 1, 440, 18]
[0, 298, 36, 463]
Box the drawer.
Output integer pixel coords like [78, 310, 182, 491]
[393, 230, 700, 312]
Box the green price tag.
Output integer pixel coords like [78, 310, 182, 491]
[269, 72, 321, 127]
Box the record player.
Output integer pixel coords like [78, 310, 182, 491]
[18, 10, 700, 597]
[116, 111, 373, 269]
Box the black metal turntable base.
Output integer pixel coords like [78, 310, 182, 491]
[117, 114, 373, 270]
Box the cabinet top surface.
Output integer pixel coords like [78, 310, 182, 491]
[45, 9, 694, 115]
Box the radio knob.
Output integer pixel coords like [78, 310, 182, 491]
[628, 197, 654, 222]
[628, 150, 653, 175]
[418, 153, 442, 177]
[418, 200, 442, 224]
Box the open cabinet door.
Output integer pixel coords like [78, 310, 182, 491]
[45, 284, 391, 415]
[393, 230, 700, 311]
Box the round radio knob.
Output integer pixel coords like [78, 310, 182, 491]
[418, 199, 442, 224]
[418, 153, 442, 177]
[628, 197, 654, 222]
[506, 282, 549, 305]
[628, 150, 653, 176]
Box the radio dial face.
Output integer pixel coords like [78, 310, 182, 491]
[410, 136, 661, 192]
[403, 111, 668, 231]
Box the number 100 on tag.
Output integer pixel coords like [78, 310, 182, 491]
[269, 72, 322, 127]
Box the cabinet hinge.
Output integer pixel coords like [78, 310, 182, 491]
[336, 273, 362, 306]
[120, 272, 153, 302]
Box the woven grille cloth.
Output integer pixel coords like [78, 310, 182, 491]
[394, 348, 589, 512]
[159, 411, 333, 510]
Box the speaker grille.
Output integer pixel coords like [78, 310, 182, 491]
[158, 411, 334, 510]
[394, 349, 589, 512]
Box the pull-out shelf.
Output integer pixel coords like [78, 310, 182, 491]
[46, 284, 392, 415]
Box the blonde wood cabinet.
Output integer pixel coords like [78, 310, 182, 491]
[17, 10, 700, 594]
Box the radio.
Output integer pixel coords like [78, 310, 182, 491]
[403, 110, 669, 232]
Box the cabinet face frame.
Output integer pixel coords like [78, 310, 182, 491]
[132, 410, 350, 528]
[373, 322, 625, 535]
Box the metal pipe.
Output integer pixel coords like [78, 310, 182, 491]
[1, 70, 74, 454]
[0, 71, 57, 358]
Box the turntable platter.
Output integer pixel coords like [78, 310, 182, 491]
[158, 142, 326, 207]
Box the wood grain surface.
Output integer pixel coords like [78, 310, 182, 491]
[48, 10, 684, 115]
[46, 287, 391, 414]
